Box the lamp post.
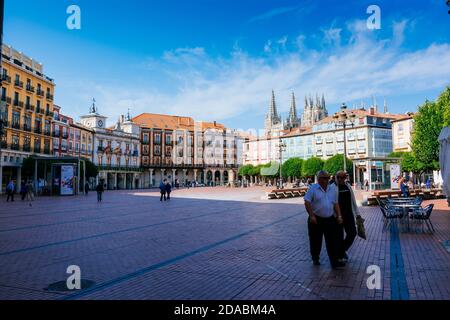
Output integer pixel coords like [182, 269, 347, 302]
[333, 103, 356, 173]
[278, 136, 286, 189]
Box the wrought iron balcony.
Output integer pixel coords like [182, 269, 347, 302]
[36, 89, 44, 97]
[26, 85, 35, 93]
[1, 74, 11, 83]
[46, 93, 54, 101]
[14, 80, 24, 88]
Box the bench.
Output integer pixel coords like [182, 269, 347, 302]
[268, 187, 309, 200]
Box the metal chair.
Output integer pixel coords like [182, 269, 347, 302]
[410, 204, 435, 233]
[380, 206, 403, 231]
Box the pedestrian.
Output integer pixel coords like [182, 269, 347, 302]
[20, 181, 27, 201]
[96, 183, 104, 202]
[26, 181, 35, 201]
[335, 171, 360, 263]
[304, 171, 344, 269]
[159, 179, 167, 201]
[166, 180, 172, 200]
[6, 180, 15, 202]
[85, 182, 90, 196]
[364, 179, 369, 191]
[400, 176, 409, 197]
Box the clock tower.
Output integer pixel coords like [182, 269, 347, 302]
[80, 98, 107, 129]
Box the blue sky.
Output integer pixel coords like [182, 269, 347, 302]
[4, 0, 450, 130]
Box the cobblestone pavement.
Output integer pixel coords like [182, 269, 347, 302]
[0, 187, 448, 300]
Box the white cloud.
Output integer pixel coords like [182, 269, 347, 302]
[64, 19, 450, 128]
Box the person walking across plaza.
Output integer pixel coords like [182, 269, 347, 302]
[159, 179, 167, 202]
[20, 181, 27, 201]
[96, 182, 104, 202]
[6, 180, 16, 202]
[26, 181, 35, 202]
[166, 180, 172, 200]
[335, 171, 361, 262]
[85, 182, 90, 196]
[304, 171, 344, 269]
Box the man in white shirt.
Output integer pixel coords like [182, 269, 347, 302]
[304, 171, 344, 269]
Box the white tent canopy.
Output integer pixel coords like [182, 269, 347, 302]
[438, 126, 450, 202]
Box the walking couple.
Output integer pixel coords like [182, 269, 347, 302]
[159, 179, 172, 201]
[304, 170, 361, 269]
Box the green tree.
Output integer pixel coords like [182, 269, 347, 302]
[302, 157, 324, 177]
[238, 165, 253, 177]
[412, 98, 446, 170]
[323, 154, 353, 176]
[282, 157, 303, 179]
[437, 86, 450, 127]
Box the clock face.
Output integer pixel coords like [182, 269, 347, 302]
[98, 120, 103, 127]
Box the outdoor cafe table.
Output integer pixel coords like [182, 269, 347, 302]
[390, 203, 421, 232]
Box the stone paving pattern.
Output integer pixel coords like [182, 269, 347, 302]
[0, 187, 448, 300]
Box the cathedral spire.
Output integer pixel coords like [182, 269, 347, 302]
[384, 97, 388, 114]
[286, 91, 300, 129]
[267, 90, 280, 123]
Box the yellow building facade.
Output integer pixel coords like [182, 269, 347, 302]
[0, 44, 55, 192]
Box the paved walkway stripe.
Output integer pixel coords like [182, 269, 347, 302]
[0, 203, 265, 256]
[390, 222, 410, 300]
[60, 212, 302, 300]
[0, 200, 257, 233]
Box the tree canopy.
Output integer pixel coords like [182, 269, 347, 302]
[302, 157, 324, 177]
[282, 157, 303, 178]
[323, 154, 353, 176]
[411, 90, 448, 170]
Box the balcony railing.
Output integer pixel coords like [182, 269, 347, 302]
[23, 124, 32, 132]
[26, 85, 35, 93]
[11, 144, 20, 151]
[14, 80, 24, 88]
[1, 96, 11, 105]
[36, 89, 44, 97]
[97, 165, 144, 172]
[46, 93, 54, 101]
[13, 100, 24, 108]
[44, 130, 51, 136]
[11, 122, 21, 130]
[0, 140, 7, 149]
[1, 74, 11, 83]
[23, 145, 31, 152]
[34, 146, 41, 153]
[44, 148, 51, 155]
[34, 127, 42, 134]
[25, 104, 35, 112]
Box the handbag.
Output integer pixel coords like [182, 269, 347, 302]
[356, 215, 367, 240]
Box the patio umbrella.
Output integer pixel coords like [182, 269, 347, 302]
[438, 127, 450, 203]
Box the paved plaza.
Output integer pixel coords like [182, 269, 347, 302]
[0, 187, 449, 300]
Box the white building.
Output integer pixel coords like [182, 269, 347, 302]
[79, 102, 143, 190]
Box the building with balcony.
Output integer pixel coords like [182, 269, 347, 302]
[0, 44, 55, 193]
[79, 102, 142, 190]
[392, 113, 414, 153]
[132, 113, 244, 187]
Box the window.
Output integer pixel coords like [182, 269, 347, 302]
[154, 145, 161, 155]
[154, 133, 161, 144]
[1, 87, 6, 100]
[12, 135, 19, 149]
[12, 111, 20, 128]
[143, 133, 149, 144]
[165, 134, 172, 145]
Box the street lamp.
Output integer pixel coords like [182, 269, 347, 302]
[278, 136, 286, 189]
[333, 103, 356, 173]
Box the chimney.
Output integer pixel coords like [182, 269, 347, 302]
[121, 115, 125, 123]
[369, 106, 376, 115]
